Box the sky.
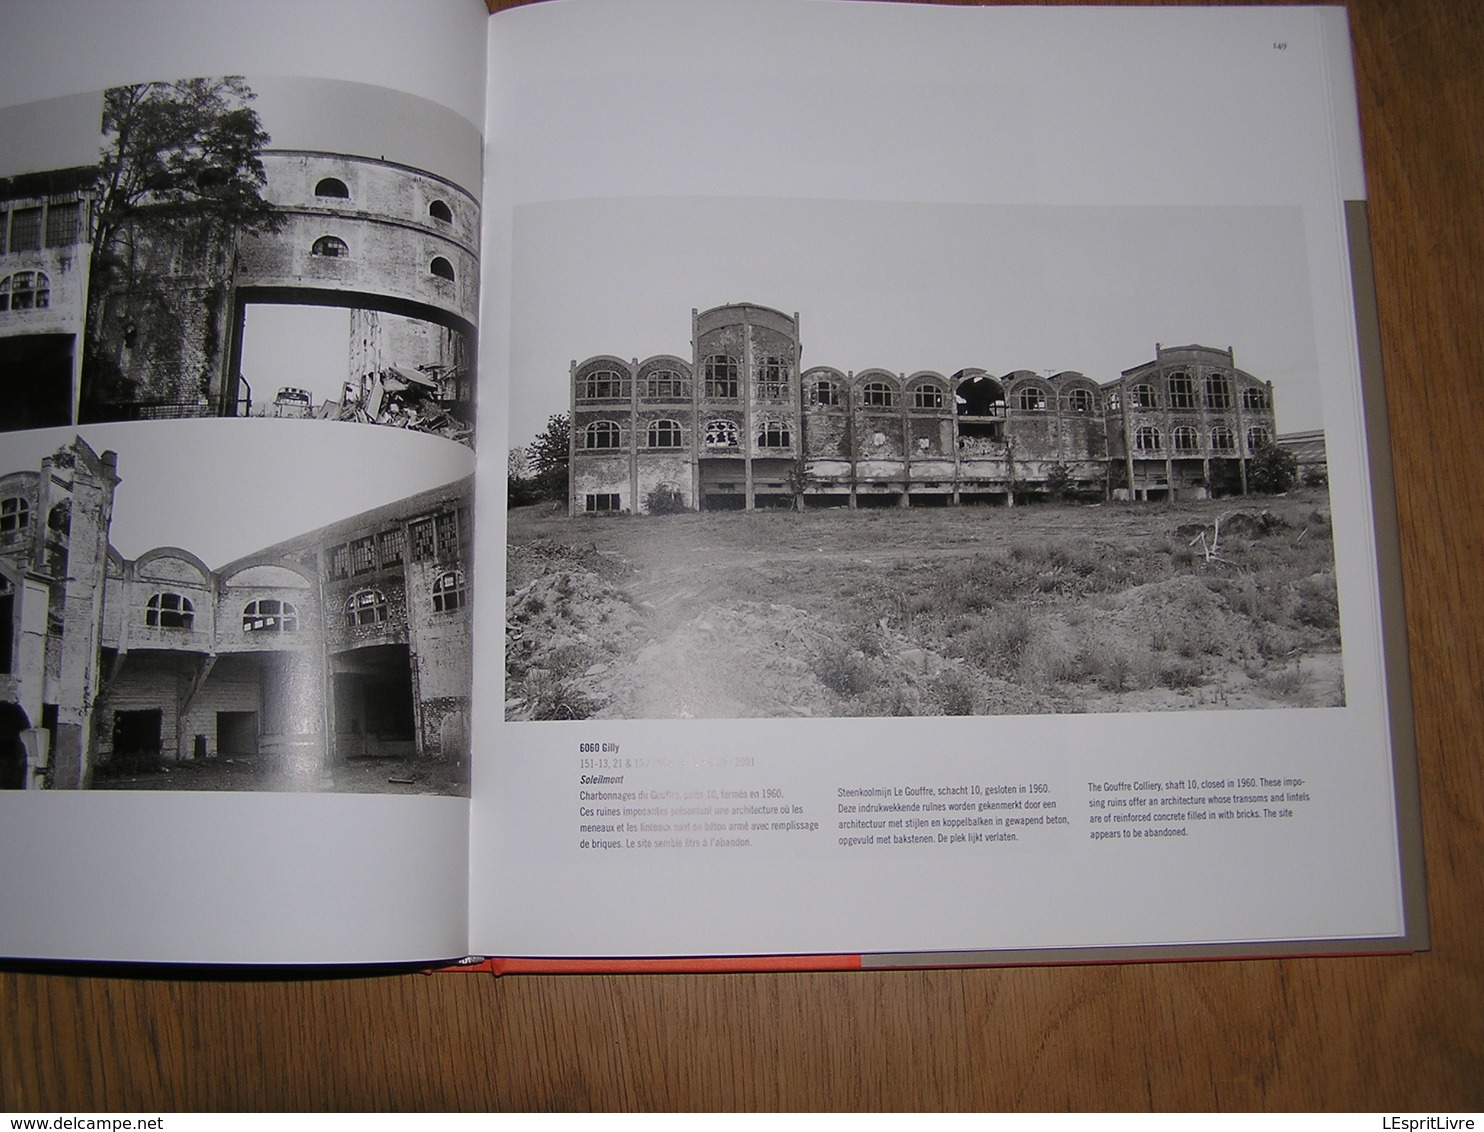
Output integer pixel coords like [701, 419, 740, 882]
[2, 421, 472, 568]
[507, 198, 1322, 449]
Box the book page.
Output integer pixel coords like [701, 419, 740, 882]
[472, 0, 1419, 961]
[0, 0, 487, 964]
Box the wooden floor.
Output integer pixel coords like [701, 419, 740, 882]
[5, 0, 1483, 1111]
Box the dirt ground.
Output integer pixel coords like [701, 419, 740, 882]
[90, 753, 470, 796]
[506, 491, 1344, 721]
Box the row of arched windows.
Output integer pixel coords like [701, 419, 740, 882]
[308, 235, 455, 282]
[1114, 378, 1270, 412]
[312, 177, 456, 225]
[138, 576, 467, 634]
[582, 419, 793, 450]
[804, 378, 1100, 414]
[1132, 425, 1273, 453]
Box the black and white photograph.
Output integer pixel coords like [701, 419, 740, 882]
[505, 198, 1342, 721]
[0, 420, 473, 794]
[0, 76, 479, 445]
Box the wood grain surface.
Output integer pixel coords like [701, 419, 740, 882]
[4, 0, 1482, 1112]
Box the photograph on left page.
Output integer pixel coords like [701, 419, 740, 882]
[0, 76, 481, 793]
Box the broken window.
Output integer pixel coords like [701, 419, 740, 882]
[584, 420, 622, 449]
[1246, 426, 1272, 452]
[0, 271, 50, 312]
[429, 257, 455, 282]
[1167, 371, 1195, 409]
[432, 569, 466, 613]
[311, 235, 348, 258]
[350, 536, 376, 575]
[1065, 388, 1095, 413]
[1107, 389, 1121, 411]
[428, 199, 453, 222]
[1172, 425, 1199, 452]
[314, 177, 350, 198]
[579, 369, 628, 399]
[703, 355, 739, 399]
[0, 498, 29, 534]
[913, 384, 944, 409]
[44, 202, 80, 247]
[410, 519, 435, 563]
[435, 512, 458, 559]
[1205, 373, 1232, 409]
[704, 419, 738, 449]
[378, 527, 406, 568]
[862, 382, 894, 407]
[9, 208, 40, 252]
[643, 370, 688, 399]
[1242, 387, 1271, 411]
[346, 589, 388, 627]
[0, 210, 7, 255]
[1129, 384, 1158, 410]
[809, 380, 841, 406]
[585, 493, 620, 512]
[756, 420, 791, 448]
[243, 599, 298, 634]
[146, 592, 194, 630]
[1211, 426, 1236, 452]
[757, 356, 789, 399]
[1017, 386, 1047, 411]
[327, 544, 349, 580]
[1134, 425, 1163, 452]
[647, 419, 684, 448]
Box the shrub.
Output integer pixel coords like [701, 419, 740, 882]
[816, 645, 874, 697]
[1248, 442, 1299, 494]
[645, 485, 688, 515]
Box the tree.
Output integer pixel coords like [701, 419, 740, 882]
[82, 78, 281, 413]
[1247, 441, 1298, 494]
[526, 413, 571, 502]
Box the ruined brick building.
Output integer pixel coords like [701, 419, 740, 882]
[569, 303, 1280, 513]
[0, 435, 472, 790]
[0, 150, 477, 431]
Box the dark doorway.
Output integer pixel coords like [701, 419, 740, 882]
[0, 333, 74, 431]
[331, 644, 416, 758]
[0, 702, 30, 789]
[218, 710, 258, 756]
[112, 709, 163, 759]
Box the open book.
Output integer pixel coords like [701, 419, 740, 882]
[0, 0, 1425, 968]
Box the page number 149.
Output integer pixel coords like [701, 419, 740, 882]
[1273, 42, 1287, 50]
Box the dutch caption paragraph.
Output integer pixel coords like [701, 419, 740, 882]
[837, 782, 1069, 848]
[578, 744, 817, 851]
[1087, 775, 1312, 841]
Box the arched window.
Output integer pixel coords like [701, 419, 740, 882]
[1065, 388, 1095, 413]
[311, 235, 348, 258]
[757, 356, 790, 399]
[1167, 371, 1195, 409]
[0, 271, 50, 312]
[704, 419, 738, 448]
[584, 420, 622, 449]
[912, 384, 944, 409]
[1211, 426, 1236, 452]
[1242, 386, 1271, 411]
[703, 355, 739, 399]
[1106, 389, 1122, 411]
[1134, 426, 1163, 452]
[0, 497, 29, 534]
[578, 368, 628, 399]
[146, 592, 194, 630]
[428, 199, 453, 223]
[314, 177, 350, 198]
[1017, 386, 1047, 411]
[346, 589, 388, 627]
[647, 419, 684, 448]
[1129, 384, 1158, 410]
[429, 257, 455, 281]
[756, 420, 791, 448]
[432, 570, 466, 613]
[809, 380, 841, 406]
[643, 369, 688, 399]
[1205, 373, 1232, 409]
[1247, 426, 1272, 452]
[243, 599, 298, 634]
[1172, 425, 1200, 452]
[862, 382, 894, 407]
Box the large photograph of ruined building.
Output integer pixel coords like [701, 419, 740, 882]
[0, 434, 472, 794]
[0, 77, 478, 445]
[506, 295, 1338, 721]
